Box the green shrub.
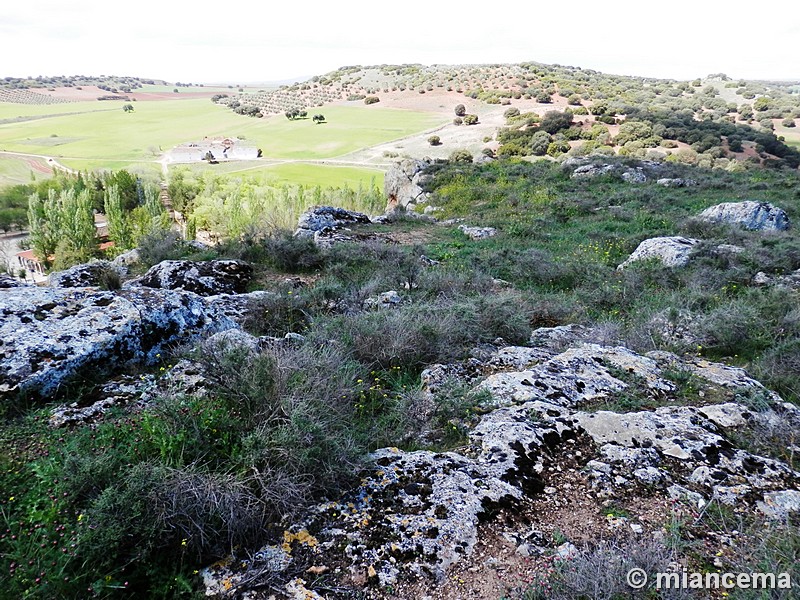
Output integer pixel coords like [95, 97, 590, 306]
[138, 228, 184, 266]
[449, 149, 474, 163]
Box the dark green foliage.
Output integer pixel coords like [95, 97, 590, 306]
[539, 110, 574, 134]
[449, 149, 473, 163]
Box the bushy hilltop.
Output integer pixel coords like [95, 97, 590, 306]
[212, 62, 800, 169]
[0, 75, 214, 104]
[0, 75, 166, 91]
[218, 61, 800, 120]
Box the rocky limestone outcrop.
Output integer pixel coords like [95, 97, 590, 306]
[656, 177, 696, 187]
[752, 268, 800, 289]
[698, 201, 790, 231]
[458, 224, 498, 240]
[294, 206, 372, 238]
[0, 286, 234, 399]
[48, 260, 124, 288]
[111, 248, 141, 267]
[0, 274, 29, 288]
[570, 163, 648, 182]
[617, 236, 701, 269]
[133, 259, 253, 296]
[202, 332, 800, 597]
[384, 158, 432, 211]
[362, 290, 402, 310]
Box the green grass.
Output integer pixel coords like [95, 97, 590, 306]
[0, 100, 443, 164]
[185, 161, 385, 189]
[0, 101, 117, 121]
[59, 158, 163, 178]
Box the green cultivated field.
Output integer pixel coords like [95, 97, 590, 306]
[185, 161, 384, 189]
[0, 154, 52, 187]
[0, 99, 443, 163]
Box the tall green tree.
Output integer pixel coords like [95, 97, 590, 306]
[27, 192, 58, 266]
[104, 185, 134, 250]
[27, 188, 96, 268]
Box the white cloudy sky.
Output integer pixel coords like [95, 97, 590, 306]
[3, 0, 799, 83]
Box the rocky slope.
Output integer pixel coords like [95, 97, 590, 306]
[201, 325, 800, 598]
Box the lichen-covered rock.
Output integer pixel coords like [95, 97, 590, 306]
[49, 373, 155, 427]
[476, 344, 673, 409]
[134, 259, 253, 296]
[698, 201, 790, 231]
[0, 274, 29, 288]
[384, 158, 432, 210]
[571, 163, 617, 179]
[621, 167, 646, 183]
[48, 260, 123, 288]
[111, 248, 141, 267]
[362, 290, 402, 310]
[294, 206, 371, 238]
[201, 332, 800, 594]
[458, 225, 497, 240]
[656, 178, 696, 187]
[617, 236, 700, 269]
[205, 290, 274, 325]
[0, 286, 233, 399]
[757, 490, 800, 519]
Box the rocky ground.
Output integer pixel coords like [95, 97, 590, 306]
[2, 160, 799, 599]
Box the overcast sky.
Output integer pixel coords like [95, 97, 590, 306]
[3, 1, 799, 84]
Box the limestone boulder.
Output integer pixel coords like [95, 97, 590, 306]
[617, 236, 700, 269]
[384, 158, 432, 210]
[0, 274, 29, 288]
[48, 260, 123, 288]
[698, 201, 790, 231]
[294, 206, 371, 238]
[0, 286, 234, 399]
[134, 259, 253, 296]
[458, 225, 497, 240]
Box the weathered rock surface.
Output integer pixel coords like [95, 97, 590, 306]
[571, 163, 617, 179]
[134, 259, 253, 296]
[362, 290, 402, 310]
[656, 178, 696, 187]
[570, 163, 649, 183]
[620, 167, 646, 183]
[751, 268, 800, 289]
[384, 158, 432, 210]
[617, 236, 700, 269]
[458, 225, 498, 240]
[294, 206, 371, 238]
[698, 201, 790, 231]
[202, 332, 800, 597]
[204, 290, 274, 325]
[0, 286, 233, 399]
[49, 373, 155, 427]
[48, 260, 123, 288]
[111, 248, 141, 268]
[0, 274, 29, 288]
